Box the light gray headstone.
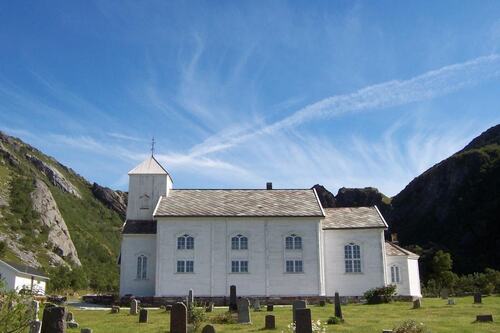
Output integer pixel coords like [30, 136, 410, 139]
[32, 300, 40, 321]
[253, 298, 261, 311]
[292, 300, 307, 322]
[440, 288, 449, 299]
[447, 298, 456, 305]
[130, 299, 139, 315]
[237, 298, 251, 324]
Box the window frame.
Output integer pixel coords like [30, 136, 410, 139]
[136, 255, 148, 280]
[231, 234, 248, 250]
[176, 260, 195, 273]
[177, 234, 195, 250]
[285, 259, 304, 273]
[344, 243, 362, 273]
[390, 265, 401, 283]
[285, 234, 302, 250]
[231, 260, 249, 273]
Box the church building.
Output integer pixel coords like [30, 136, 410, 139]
[119, 156, 421, 301]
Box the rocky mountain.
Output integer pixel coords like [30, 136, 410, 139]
[0, 131, 126, 290]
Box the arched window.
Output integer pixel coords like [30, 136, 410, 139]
[391, 265, 400, 283]
[136, 255, 148, 279]
[285, 234, 302, 250]
[344, 243, 361, 273]
[177, 234, 194, 250]
[140, 194, 150, 209]
[231, 234, 248, 250]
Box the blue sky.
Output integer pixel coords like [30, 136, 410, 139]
[1, 1, 500, 195]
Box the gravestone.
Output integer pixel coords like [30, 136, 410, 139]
[413, 298, 421, 309]
[292, 300, 307, 322]
[187, 289, 194, 308]
[29, 320, 42, 333]
[440, 288, 449, 299]
[265, 315, 276, 329]
[81, 329, 93, 333]
[474, 292, 482, 304]
[447, 298, 456, 305]
[32, 300, 40, 320]
[201, 324, 216, 333]
[229, 285, 237, 312]
[319, 300, 326, 307]
[66, 311, 79, 329]
[334, 292, 343, 319]
[253, 298, 261, 311]
[382, 330, 393, 333]
[237, 298, 251, 324]
[139, 309, 148, 323]
[267, 304, 274, 312]
[130, 299, 139, 315]
[476, 314, 493, 322]
[166, 304, 172, 312]
[170, 302, 187, 333]
[295, 308, 312, 333]
[111, 306, 120, 313]
[41, 306, 66, 333]
[205, 302, 214, 312]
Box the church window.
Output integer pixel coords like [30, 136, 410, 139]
[231, 235, 248, 250]
[140, 194, 150, 210]
[136, 255, 148, 279]
[177, 235, 194, 250]
[285, 234, 302, 250]
[344, 243, 362, 273]
[285, 260, 303, 273]
[231, 260, 249, 273]
[391, 265, 401, 283]
[177, 260, 194, 273]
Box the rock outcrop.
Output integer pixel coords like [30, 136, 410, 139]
[26, 154, 81, 198]
[91, 183, 127, 219]
[31, 178, 81, 266]
[312, 184, 336, 208]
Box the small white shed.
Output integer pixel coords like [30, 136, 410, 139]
[0, 259, 49, 295]
[385, 242, 421, 297]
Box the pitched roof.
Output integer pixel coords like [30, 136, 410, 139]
[0, 259, 49, 279]
[122, 220, 157, 234]
[128, 156, 169, 175]
[154, 189, 324, 217]
[322, 206, 388, 229]
[385, 242, 419, 258]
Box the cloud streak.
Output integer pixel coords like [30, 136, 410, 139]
[190, 54, 500, 157]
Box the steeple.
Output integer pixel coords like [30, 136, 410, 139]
[128, 156, 169, 175]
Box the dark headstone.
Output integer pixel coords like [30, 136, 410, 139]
[139, 308, 148, 323]
[413, 298, 421, 309]
[67, 322, 79, 329]
[476, 314, 493, 322]
[229, 285, 237, 312]
[80, 329, 93, 333]
[382, 330, 393, 333]
[319, 300, 326, 307]
[295, 308, 312, 333]
[187, 289, 194, 309]
[41, 306, 66, 333]
[474, 292, 482, 304]
[201, 324, 216, 333]
[267, 304, 274, 312]
[237, 298, 251, 324]
[166, 304, 172, 312]
[170, 302, 187, 333]
[29, 320, 41, 333]
[205, 302, 214, 312]
[334, 292, 343, 319]
[292, 300, 307, 322]
[265, 315, 276, 329]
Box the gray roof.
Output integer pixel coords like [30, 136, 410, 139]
[322, 206, 388, 229]
[385, 242, 419, 258]
[0, 259, 49, 279]
[128, 156, 169, 175]
[122, 220, 157, 234]
[154, 189, 324, 217]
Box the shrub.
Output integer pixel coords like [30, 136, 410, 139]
[364, 285, 397, 304]
[211, 311, 236, 324]
[284, 320, 327, 332]
[0, 241, 6, 257]
[188, 307, 206, 332]
[393, 320, 429, 333]
[0, 280, 35, 333]
[327, 316, 343, 324]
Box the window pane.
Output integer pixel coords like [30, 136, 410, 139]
[294, 237, 302, 250]
[285, 237, 294, 249]
[177, 237, 185, 250]
[353, 259, 361, 273]
[231, 237, 239, 250]
[186, 236, 194, 249]
[395, 267, 400, 282]
[240, 261, 248, 272]
[231, 260, 239, 273]
[391, 266, 395, 282]
[177, 260, 185, 273]
[137, 257, 142, 279]
[344, 245, 352, 259]
[142, 257, 147, 279]
[345, 260, 353, 273]
[353, 245, 361, 259]
[240, 237, 248, 250]
[295, 260, 303, 273]
[286, 260, 294, 272]
[186, 260, 194, 272]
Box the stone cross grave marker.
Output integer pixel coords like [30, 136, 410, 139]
[41, 306, 66, 333]
[139, 309, 148, 323]
[334, 292, 343, 319]
[130, 299, 139, 315]
[237, 298, 251, 324]
[229, 285, 237, 312]
[201, 324, 216, 333]
[295, 308, 312, 333]
[170, 302, 188, 333]
[265, 315, 276, 329]
[474, 292, 482, 304]
[292, 300, 307, 323]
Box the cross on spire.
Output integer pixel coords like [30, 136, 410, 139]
[150, 137, 155, 156]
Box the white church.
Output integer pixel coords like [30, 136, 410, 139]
[119, 156, 421, 302]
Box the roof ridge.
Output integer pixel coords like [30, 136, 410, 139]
[171, 188, 315, 191]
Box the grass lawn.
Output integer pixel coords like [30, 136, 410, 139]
[67, 296, 499, 333]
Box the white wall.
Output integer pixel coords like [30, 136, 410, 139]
[126, 174, 169, 220]
[407, 258, 422, 297]
[385, 256, 421, 297]
[119, 234, 157, 297]
[0, 264, 46, 295]
[323, 228, 386, 296]
[0, 265, 16, 291]
[155, 217, 323, 297]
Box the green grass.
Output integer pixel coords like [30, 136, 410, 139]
[67, 296, 500, 333]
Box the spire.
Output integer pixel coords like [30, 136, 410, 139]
[150, 137, 155, 157]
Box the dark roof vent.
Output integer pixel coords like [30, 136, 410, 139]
[266, 182, 273, 190]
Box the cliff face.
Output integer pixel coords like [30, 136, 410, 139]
[91, 183, 127, 219]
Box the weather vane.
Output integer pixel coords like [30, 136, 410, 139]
[151, 136, 155, 156]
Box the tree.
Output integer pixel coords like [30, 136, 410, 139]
[0, 241, 6, 258]
[0, 280, 34, 333]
